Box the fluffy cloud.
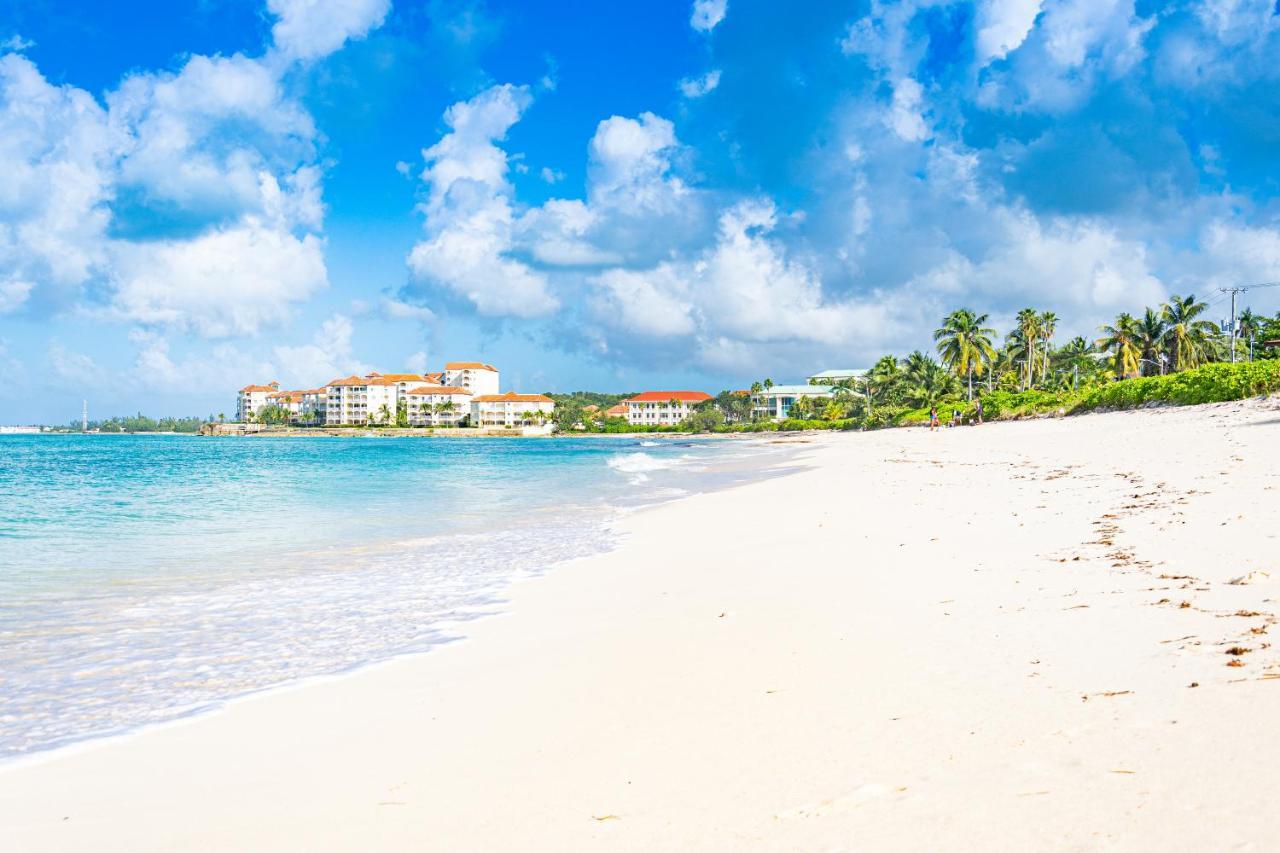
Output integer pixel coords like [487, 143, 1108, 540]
[0, 0, 388, 341]
[272, 313, 371, 386]
[109, 220, 327, 336]
[0, 54, 117, 307]
[406, 84, 557, 318]
[678, 69, 721, 98]
[267, 0, 391, 61]
[690, 0, 728, 33]
[975, 0, 1044, 65]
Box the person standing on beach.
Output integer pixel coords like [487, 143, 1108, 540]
[952, 406, 962, 427]
[975, 399, 984, 425]
[929, 406, 939, 431]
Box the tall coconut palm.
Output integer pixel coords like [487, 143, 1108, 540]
[1035, 311, 1057, 384]
[864, 355, 901, 413]
[1016, 309, 1042, 389]
[905, 358, 958, 408]
[934, 308, 998, 400]
[1098, 313, 1141, 379]
[1237, 308, 1262, 360]
[1161, 294, 1219, 371]
[1134, 308, 1167, 375]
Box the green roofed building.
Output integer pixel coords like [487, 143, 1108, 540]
[807, 369, 867, 385]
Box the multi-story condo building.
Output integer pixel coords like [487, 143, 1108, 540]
[622, 391, 711, 426]
[266, 390, 303, 418]
[237, 381, 281, 421]
[444, 362, 500, 396]
[366, 372, 428, 394]
[299, 388, 327, 423]
[402, 384, 472, 426]
[470, 392, 555, 428]
[751, 384, 843, 421]
[325, 375, 400, 425]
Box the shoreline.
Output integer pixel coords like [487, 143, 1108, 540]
[4, 399, 1280, 849]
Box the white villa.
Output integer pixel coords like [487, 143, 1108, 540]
[622, 391, 712, 426]
[470, 392, 555, 429]
[752, 384, 844, 421]
[444, 362, 500, 396]
[403, 384, 472, 426]
[236, 382, 281, 422]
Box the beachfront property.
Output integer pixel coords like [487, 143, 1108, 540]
[403, 385, 473, 426]
[235, 361, 504, 427]
[444, 362, 500, 396]
[623, 391, 712, 426]
[325, 375, 401, 425]
[604, 403, 628, 419]
[236, 382, 281, 422]
[751, 384, 842, 421]
[470, 392, 555, 428]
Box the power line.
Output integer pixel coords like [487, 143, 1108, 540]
[1219, 282, 1280, 363]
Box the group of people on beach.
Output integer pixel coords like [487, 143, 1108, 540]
[929, 400, 982, 431]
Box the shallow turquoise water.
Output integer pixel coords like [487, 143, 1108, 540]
[0, 434, 782, 758]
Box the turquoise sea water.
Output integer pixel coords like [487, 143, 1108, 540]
[0, 434, 786, 759]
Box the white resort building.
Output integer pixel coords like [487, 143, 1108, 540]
[622, 391, 712, 426]
[470, 392, 555, 429]
[237, 382, 281, 422]
[403, 385, 472, 426]
[751, 384, 842, 421]
[235, 360, 516, 428]
[325, 375, 401, 425]
[444, 362, 500, 397]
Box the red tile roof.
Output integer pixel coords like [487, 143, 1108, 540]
[327, 375, 367, 387]
[446, 362, 498, 371]
[404, 385, 472, 396]
[605, 404, 628, 416]
[366, 373, 425, 382]
[239, 383, 279, 393]
[472, 392, 553, 404]
[624, 391, 712, 403]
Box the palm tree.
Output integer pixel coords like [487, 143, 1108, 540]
[934, 308, 997, 400]
[1052, 336, 1098, 389]
[1237, 308, 1262, 360]
[1162, 294, 1219, 371]
[1134, 308, 1167, 376]
[440, 399, 457, 424]
[1037, 311, 1057, 384]
[905, 358, 958, 408]
[1014, 308, 1041, 389]
[376, 403, 392, 425]
[863, 355, 900, 415]
[1098, 313, 1141, 379]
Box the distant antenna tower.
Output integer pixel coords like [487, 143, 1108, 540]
[81, 399, 88, 432]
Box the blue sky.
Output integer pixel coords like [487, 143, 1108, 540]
[4, 0, 1280, 422]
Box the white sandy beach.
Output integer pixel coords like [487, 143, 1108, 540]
[3, 399, 1280, 851]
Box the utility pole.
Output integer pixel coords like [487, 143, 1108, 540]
[1220, 282, 1280, 364]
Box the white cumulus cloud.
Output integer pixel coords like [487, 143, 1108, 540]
[691, 0, 728, 33]
[267, 0, 391, 61]
[679, 69, 722, 98]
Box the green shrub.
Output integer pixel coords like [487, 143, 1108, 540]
[1076, 360, 1280, 409]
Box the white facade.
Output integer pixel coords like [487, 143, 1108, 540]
[403, 385, 472, 426]
[807, 369, 867, 385]
[325, 377, 399, 425]
[623, 392, 712, 426]
[266, 391, 302, 418]
[299, 389, 327, 423]
[444, 362, 500, 397]
[751, 384, 842, 421]
[470, 392, 554, 428]
[237, 382, 281, 421]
